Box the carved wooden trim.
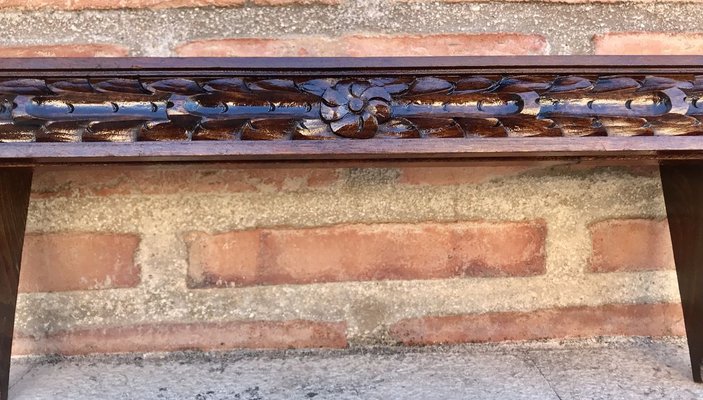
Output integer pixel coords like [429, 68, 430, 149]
[2, 56, 703, 161]
[0, 73, 700, 143]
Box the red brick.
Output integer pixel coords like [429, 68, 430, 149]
[344, 34, 547, 56]
[2, 0, 244, 9]
[0, 44, 128, 57]
[594, 32, 703, 55]
[589, 219, 674, 273]
[32, 164, 338, 198]
[389, 303, 684, 345]
[12, 320, 347, 355]
[442, 0, 702, 2]
[2, 0, 339, 8]
[175, 34, 548, 57]
[185, 221, 547, 288]
[397, 162, 565, 186]
[562, 163, 660, 178]
[19, 233, 141, 293]
[253, 0, 339, 4]
[396, 163, 660, 187]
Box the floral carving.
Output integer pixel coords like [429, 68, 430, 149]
[1, 74, 701, 143]
[320, 81, 392, 139]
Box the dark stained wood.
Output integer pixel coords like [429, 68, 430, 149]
[0, 75, 698, 141]
[1, 56, 703, 76]
[661, 164, 703, 382]
[1, 136, 703, 164]
[0, 58, 702, 146]
[0, 168, 32, 400]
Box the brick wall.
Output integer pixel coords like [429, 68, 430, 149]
[6, 0, 694, 355]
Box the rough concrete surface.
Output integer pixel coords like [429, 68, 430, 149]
[1, 1, 703, 55]
[8, 337, 703, 399]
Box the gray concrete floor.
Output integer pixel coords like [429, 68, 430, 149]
[8, 337, 703, 399]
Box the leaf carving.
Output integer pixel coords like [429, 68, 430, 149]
[456, 118, 506, 138]
[455, 76, 498, 93]
[47, 79, 94, 94]
[639, 76, 693, 92]
[139, 120, 191, 141]
[549, 116, 606, 137]
[498, 116, 561, 137]
[294, 119, 337, 140]
[241, 119, 295, 140]
[598, 116, 652, 136]
[3, 73, 703, 143]
[147, 79, 204, 95]
[407, 118, 465, 138]
[247, 79, 317, 102]
[93, 79, 148, 94]
[592, 77, 640, 93]
[494, 76, 553, 93]
[547, 76, 593, 94]
[0, 79, 51, 95]
[202, 78, 250, 94]
[376, 118, 420, 139]
[299, 79, 336, 96]
[407, 77, 453, 95]
[85, 120, 142, 142]
[368, 78, 410, 94]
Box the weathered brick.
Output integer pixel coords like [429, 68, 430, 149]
[175, 34, 548, 57]
[0, 44, 128, 57]
[12, 320, 347, 355]
[3, 0, 338, 9]
[589, 219, 674, 273]
[389, 303, 684, 345]
[441, 0, 702, 2]
[32, 164, 339, 198]
[186, 221, 547, 288]
[397, 163, 660, 187]
[343, 34, 547, 56]
[3, 0, 244, 9]
[397, 162, 565, 186]
[594, 32, 703, 55]
[253, 0, 339, 4]
[19, 233, 141, 293]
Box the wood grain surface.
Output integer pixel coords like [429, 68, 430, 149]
[0, 168, 32, 400]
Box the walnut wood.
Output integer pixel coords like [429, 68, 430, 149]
[1, 56, 703, 75]
[0, 168, 32, 400]
[0, 57, 702, 155]
[660, 163, 703, 383]
[1, 136, 703, 164]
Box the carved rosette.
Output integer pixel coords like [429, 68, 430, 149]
[320, 81, 392, 139]
[0, 74, 702, 142]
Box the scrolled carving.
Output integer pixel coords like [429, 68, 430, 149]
[1, 73, 703, 142]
